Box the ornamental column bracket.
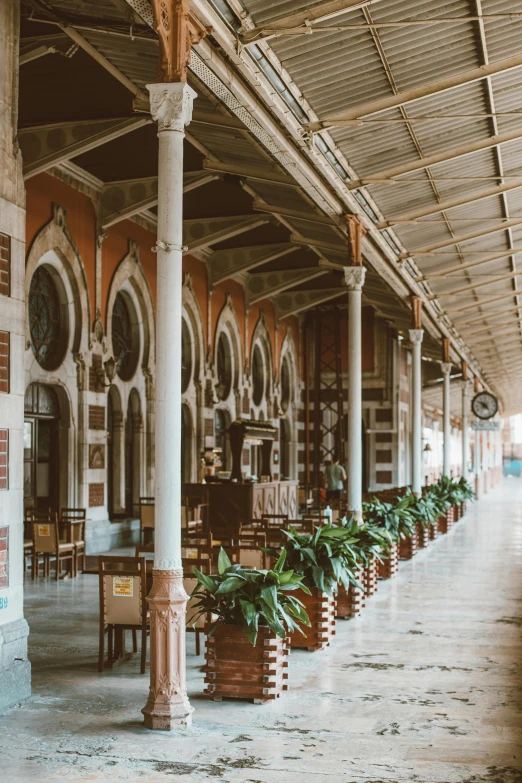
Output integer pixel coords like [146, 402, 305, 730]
[409, 328, 424, 344]
[441, 362, 452, 377]
[150, 0, 211, 83]
[148, 81, 197, 132]
[343, 265, 366, 290]
[344, 214, 365, 266]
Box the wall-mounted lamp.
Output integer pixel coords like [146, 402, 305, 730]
[95, 355, 119, 389]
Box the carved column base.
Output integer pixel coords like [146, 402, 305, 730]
[142, 569, 194, 730]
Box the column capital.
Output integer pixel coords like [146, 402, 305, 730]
[147, 82, 197, 132]
[343, 266, 366, 291]
[441, 361, 452, 376]
[409, 328, 424, 345]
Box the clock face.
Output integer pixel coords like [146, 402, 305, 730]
[471, 391, 498, 420]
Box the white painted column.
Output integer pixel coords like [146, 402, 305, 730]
[142, 82, 196, 730]
[474, 427, 481, 498]
[461, 381, 470, 480]
[148, 82, 196, 571]
[344, 266, 366, 519]
[409, 329, 424, 496]
[441, 362, 452, 477]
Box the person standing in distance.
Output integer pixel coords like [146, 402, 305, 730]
[325, 456, 346, 502]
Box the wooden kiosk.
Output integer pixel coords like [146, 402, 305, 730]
[183, 419, 298, 534]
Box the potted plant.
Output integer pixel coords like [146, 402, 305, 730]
[362, 495, 412, 572]
[426, 478, 455, 534]
[190, 548, 310, 703]
[279, 522, 363, 649]
[454, 476, 474, 517]
[408, 492, 439, 546]
[336, 516, 389, 614]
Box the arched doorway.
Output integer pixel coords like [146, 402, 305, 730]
[24, 383, 60, 513]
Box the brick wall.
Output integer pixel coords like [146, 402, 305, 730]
[89, 482, 104, 507]
[0, 526, 8, 589]
[88, 405, 105, 430]
[0, 430, 8, 490]
[0, 331, 8, 393]
[0, 233, 10, 297]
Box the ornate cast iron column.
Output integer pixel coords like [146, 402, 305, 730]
[142, 0, 200, 731]
[461, 362, 470, 480]
[441, 338, 452, 478]
[344, 215, 366, 520]
[409, 296, 424, 497]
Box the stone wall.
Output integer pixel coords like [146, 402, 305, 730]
[0, 0, 31, 711]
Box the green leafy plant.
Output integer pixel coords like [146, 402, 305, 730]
[189, 548, 311, 645]
[280, 520, 378, 595]
[362, 493, 416, 541]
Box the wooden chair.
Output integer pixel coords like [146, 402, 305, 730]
[60, 507, 86, 576]
[261, 513, 289, 529]
[32, 513, 75, 580]
[228, 544, 267, 571]
[98, 556, 149, 673]
[287, 518, 315, 535]
[139, 497, 155, 549]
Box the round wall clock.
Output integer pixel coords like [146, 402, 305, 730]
[471, 391, 498, 420]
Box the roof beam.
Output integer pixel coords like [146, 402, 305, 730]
[20, 117, 151, 179]
[19, 44, 58, 65]
[275, 287, 344, 319]
[246, 268, 327, 304]
[349, 126, 522, 188]
[290, 233, 346, 256]
[183, 215, 269, 253]
[253, 200, 337, 226]
[402, 216, 522, 256]
[209, 243, 299, 285]
[462, 318, 522, 338]
[202, 160, 297, 187]
[428, 271, 519, 299]
[378, 178, 522, 227]
[61, 25, 148, 105]
[444, 288, 522, 313]
[240, 0, 375, 43]
[420, 249, 522, 279]
[453, 304, 522, 327]
[99, 172, 217, 229]
[306, 52, 522, 130]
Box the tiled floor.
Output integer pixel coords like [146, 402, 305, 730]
[1, 479, 522, 782]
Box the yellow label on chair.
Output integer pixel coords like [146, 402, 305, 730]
[38, 524, 50, 536]
[113, 576, 133, 597]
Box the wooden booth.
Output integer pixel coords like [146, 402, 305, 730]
[184, 419, 298, 535]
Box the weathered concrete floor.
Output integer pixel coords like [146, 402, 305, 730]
[1, 480, 522, 782]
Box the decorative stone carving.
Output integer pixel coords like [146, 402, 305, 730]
[409, 328, 424, 345]
[89, 444, 105, 469]
[142, 570, 193, 730]
[343, 266, 366, 291]
[93, 307, 104, 344]
[72, 352, 86, 392]
[147, 82, 197, 132]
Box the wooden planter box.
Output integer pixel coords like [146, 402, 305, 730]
[399, 528, 418, 559]
[428, 522, 438, 541]
[364, 556, 379, 597]
[204, 624, 289, 704]
[336, 569, 365, 619]
[438, 506, 455, 535]
[289, 587, 336, 651]
[377, 542, 399, 579]
[460, 501, 467, 518]
[416, 522, 430, 548]
[454, 503, 461, 521]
